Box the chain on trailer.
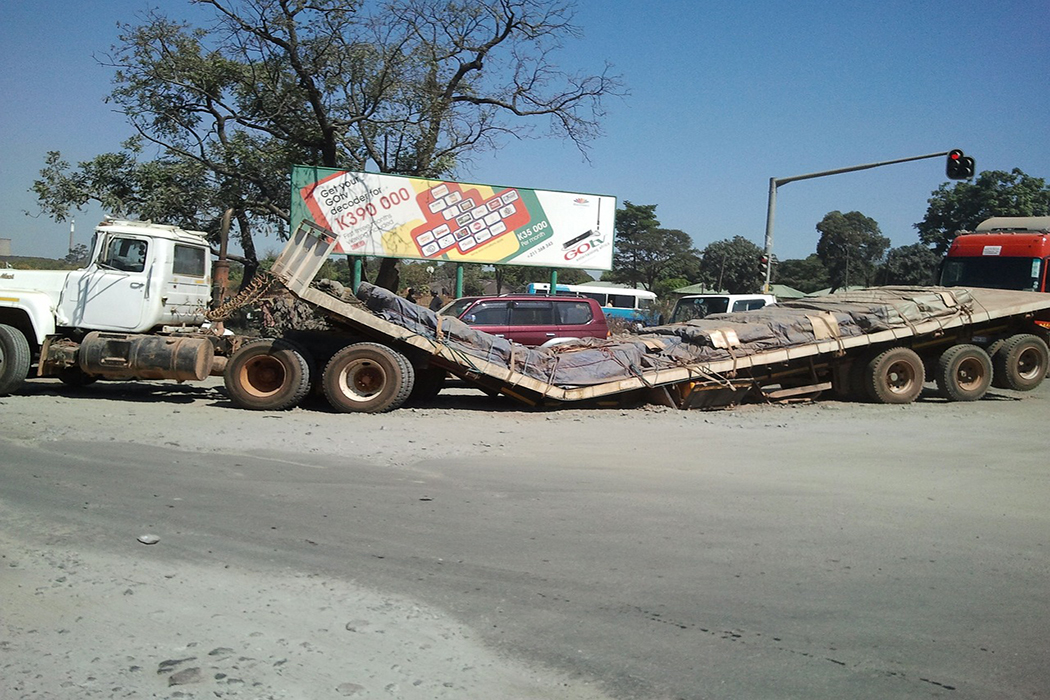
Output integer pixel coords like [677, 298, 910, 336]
[206, 271, 277, 321]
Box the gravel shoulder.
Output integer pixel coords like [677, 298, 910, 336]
[2, 376, 1049, 699]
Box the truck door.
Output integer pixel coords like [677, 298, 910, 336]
[59, 236, 151, 331]
[160, 243, 210, 324]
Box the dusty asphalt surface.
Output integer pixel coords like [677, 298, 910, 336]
[1, 377, 1048, 700]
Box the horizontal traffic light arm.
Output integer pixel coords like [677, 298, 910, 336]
[772, 151, 953, 187]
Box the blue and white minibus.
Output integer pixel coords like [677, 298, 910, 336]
[525, 282, 657, 324]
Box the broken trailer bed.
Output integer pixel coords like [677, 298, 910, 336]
[254, 222, 1050, 411]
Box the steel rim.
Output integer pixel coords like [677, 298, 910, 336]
[339, 359, 386, 401]
[955, 357, 986, 391]
[241, 355, 286, 398]
[1016, 347, 1042, 380]
[886, 361, 918, 394]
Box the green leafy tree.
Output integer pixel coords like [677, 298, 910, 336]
[610, 202, 701, 290]
[775, 255, 828, 294]
[697, 236, 764, 294]
[652, 277, 689, 298]
[916, 169, 1050, 254]
[815, 211, 889, 290]
[33, 0, 622, 290]
[879, 244, 940, 286]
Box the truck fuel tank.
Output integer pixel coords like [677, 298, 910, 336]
[78, 331, 215, 381]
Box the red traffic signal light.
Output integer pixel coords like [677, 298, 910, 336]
[946, 149, 975, 179]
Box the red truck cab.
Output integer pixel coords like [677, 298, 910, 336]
[940, 216, 1050, 292]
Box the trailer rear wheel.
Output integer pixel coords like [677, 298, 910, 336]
[0, 323, 31, 396]
[224, 338, 311, 410]
[865, 347, 924, 404]
[323, 342, 414, 413]
[992, 334, 1049, 391]
[843, 350, 877, 401]
[936, 344, 992, 401]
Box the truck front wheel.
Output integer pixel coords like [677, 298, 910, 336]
[322, 342, 414, 413]
[992, 334, 1048, 391]
[224, 338, 311, 410]
[936, 344, 992, 401]
[0, 323, 31, 396]
[865, 346, 924, 404]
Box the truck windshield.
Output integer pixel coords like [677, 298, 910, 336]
[940, 257, 1044, 292]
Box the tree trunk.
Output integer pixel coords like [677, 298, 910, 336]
[375, 258, 400, 292]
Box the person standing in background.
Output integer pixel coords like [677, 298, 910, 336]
[429, 288, 446, 311]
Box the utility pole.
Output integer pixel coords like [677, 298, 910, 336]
[762, 150, 960, 292]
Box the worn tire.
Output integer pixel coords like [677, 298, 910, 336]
[837, 350, 874, 401]
[0, 323, 32, 396]
[936, 344, 992, 401]
[864, 346, 924, 404]
[322, 342, 415, 413]
[992, 334, 1049, 391]
[224, 338, 311, 410]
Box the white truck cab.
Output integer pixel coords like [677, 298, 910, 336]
[668, 293, 776, 324]
[1, 219, 212, 346]
[0, 219, 217, 394]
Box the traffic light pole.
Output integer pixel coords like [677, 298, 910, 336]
[762, 150, 952, 292]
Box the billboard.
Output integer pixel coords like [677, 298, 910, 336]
[291, 166, 616, 270]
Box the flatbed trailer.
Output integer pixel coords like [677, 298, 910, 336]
[223, 222, 1050, 412]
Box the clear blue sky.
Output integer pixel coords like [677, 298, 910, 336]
[2, 0, 1047, 263]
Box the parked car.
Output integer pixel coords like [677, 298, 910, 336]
[438, 294, 609, 346]
[668, 294, 776, 324]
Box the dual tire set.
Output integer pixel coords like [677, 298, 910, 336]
[223, 339, 419, 413]
[849, 333, 1048, 405]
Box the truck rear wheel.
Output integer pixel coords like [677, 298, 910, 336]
[936, 344, 992, 401]
[865, 346, 924, 404]
[224, 338, 311, 410]
[322, 342, 414, 413]
[992, 334, 1049, 391]
[0, 323, 31, 396]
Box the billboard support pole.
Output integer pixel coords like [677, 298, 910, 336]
[351, 257, 363, 292]
[549, 269, 558, 295]
[455, 264, 464, 298]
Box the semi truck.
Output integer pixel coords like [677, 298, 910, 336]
[2, 218, 1050, 412]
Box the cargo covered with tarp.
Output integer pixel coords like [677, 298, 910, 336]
[352, 283, 993, 387]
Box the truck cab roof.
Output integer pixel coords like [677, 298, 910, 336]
[974, 216, 1050, 234]
[97, 219, 211, 246]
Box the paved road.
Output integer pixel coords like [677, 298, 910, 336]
[2, 379, 1049, 699]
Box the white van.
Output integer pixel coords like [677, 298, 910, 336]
[668, 294, 776, 324]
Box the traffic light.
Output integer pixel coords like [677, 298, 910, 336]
[759, 254, 770, 276]
[946, 149, 975, 179]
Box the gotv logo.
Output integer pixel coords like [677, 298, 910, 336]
[564, 237, 605, 261]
